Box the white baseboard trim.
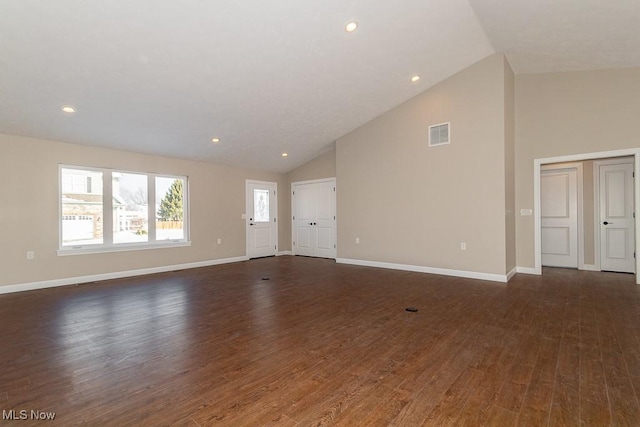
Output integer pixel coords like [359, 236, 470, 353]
[515, 265, 601, 274]
[277, 251, 293, 256]
[516, 266, 539, 275]
[506, 267, 517, 281]
[0, 256, 249, 295]
[336, 258, 510, 283]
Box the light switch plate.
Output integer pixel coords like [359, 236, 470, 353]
[520, 209, 533, 216]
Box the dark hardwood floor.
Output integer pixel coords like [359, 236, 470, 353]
[2, 256, 640, 426]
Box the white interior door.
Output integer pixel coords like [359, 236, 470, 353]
[541, 168, 578, 268]
[292, 179, 336, 258]
[599, 162, 635, 273]
[313, 181, 336, 258]
[246, 181, 277, 259]
[293, 184, 315, 256]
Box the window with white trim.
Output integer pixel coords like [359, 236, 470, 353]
[59, 166, 189, 254]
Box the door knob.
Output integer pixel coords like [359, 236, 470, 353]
[309, 222, 313, 225]
[249, 223, 255, 226]
[603, 221, 613, 225]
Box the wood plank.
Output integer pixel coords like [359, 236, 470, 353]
[0, 259, 638, 425]
[595, 286, 640, 426]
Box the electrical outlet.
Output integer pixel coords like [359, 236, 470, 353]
[355, 237, 360, 244]
[217, 238, 222, 245]
[460, 242, 466, 251]
[27, 251, 35, 260]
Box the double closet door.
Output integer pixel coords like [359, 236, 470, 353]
[292, 178, 336, 259]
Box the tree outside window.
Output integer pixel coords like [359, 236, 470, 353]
[156, 177, 185, 240]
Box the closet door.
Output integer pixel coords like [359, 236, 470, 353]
[313, 180, 336, 258]
[598, 161, 635, 273]
[293, 183, 316, 256]
[541, 168, 578, 268]
[292, 179, 336, 258]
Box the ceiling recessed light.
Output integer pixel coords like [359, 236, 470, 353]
[345, 21, 358, 33]
[282, 152, 288, 157]
[411, 75, 421, 83]
[211, 137, 220, 143]
[61, 105, 76, 113]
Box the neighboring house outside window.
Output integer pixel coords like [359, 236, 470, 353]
[59, 166, 189, 254]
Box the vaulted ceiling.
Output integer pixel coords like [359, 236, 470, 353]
[2, 0, 639, 173]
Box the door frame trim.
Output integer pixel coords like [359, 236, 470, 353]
[245, 179, 278, 259]
[540, 163, 583, 269]
[534, 148, 640, 284]
[593, 157, 635, 272]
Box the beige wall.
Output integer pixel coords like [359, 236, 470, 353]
[287, 147, 336, 184]
[336, 54, 511, 275]
[0, 134, 290, 288]
[6, 62, 638, 288]
[504, 59, 516, 272]
[515, 68, 640, 268]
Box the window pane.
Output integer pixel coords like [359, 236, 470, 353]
[61, 168, 103, 246]
[254, 189, 270, 222]
[113, 173, 148, 244]
[156, 177, 185, 240]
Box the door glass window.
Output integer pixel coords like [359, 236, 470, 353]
[254, 189, 270, 222]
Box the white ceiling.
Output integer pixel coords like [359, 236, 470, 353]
[1, 0, 639, 173]
[469, 0, 640, 74]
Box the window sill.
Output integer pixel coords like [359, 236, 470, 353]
[57, 241, 191, 256]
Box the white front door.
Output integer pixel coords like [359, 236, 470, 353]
[292, 178, 336, 259]
[246, 181, 277, 259]
[599, 161, 635, 273]
[541, 168, 578, 268]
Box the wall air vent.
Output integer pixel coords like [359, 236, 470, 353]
[428, 122, 450, 147]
